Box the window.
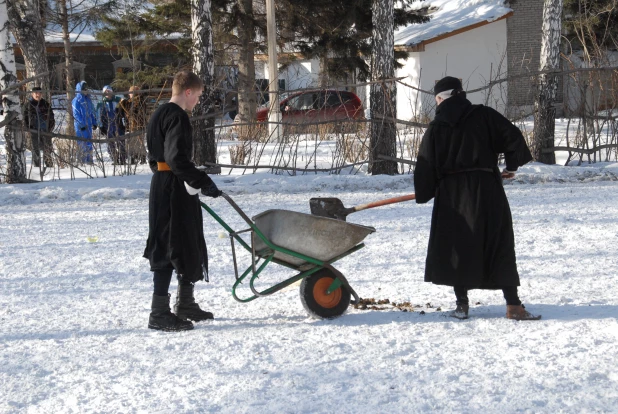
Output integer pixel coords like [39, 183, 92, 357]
[340, 92, 356, 104]
[287, 93, 317, 110]
[54, 62, 86, 92]
[324, 93, 342, 107]
[112, 59, 142, 74]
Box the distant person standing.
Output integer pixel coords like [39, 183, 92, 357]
[97, 85, 126, 164]
[119, 85, 148, 164]
[71, 81, 97, 164]
[143, 71, 222, 332]
[414, 76, 541, 321]
[22, 86, 55, 168]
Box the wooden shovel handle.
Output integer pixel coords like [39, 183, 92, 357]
[354, 194, 416, 212]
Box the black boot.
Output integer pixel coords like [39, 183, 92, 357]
[148, 294, 194, 331]
[448, 303, 469, 320]
[174, 283, 214, 322]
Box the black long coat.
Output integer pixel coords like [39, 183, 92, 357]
[414, 95, 532, 289]
[143, 103, 215, 283]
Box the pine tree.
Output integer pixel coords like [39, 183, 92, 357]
[96, 0, 258, 123]
[97, 0, 194, 64]
[564, 0, 618, 56]
[278, 0, 428, 83]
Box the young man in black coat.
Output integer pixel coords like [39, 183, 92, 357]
[22, 86, 55, 168]
[414, 76, 540, 321]
[143, 71, 223, 332]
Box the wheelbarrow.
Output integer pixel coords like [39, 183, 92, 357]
[201, 193, 375, 319]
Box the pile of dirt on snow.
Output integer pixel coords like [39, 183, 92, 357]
[352, 298, 444, 314]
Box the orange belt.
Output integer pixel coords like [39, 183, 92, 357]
[157, 162, 171, 171]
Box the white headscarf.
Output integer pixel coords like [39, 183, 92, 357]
[436, 89, 454, 101]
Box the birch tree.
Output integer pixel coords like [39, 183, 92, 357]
[1, 0, 27, 182]
[533, 0, 563, 164]
[191, 0, 216, 165]
[369, 0, 397, 175]
[6, 0, 48, 90]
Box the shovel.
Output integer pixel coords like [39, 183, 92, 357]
[310, 194, 416, 221]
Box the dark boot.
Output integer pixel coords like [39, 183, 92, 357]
[148, 294, 194, 331]
[174, 283, 214, 322]
[448, 303, 469, 320]
[506, 304, 541, 321]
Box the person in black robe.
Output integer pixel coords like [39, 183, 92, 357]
[414, 76, 540, 321]
[143, 71, 223, 332]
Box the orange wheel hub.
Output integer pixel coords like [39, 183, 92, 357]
[313, 277, 342, 308]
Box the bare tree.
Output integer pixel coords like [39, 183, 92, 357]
[369, 0, 397, 175]
[191, 0, 217, 165]
[533, 0, 563, 164]
[57, 0, 76, 135]
[236, 0, 256, 133]
[1, 0, 27, 182]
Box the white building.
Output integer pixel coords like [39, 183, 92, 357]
[393, 0, 513, 121]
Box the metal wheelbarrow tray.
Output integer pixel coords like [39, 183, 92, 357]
[201, 193, 375, 319]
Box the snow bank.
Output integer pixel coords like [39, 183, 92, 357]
[2, 162, 618, 206]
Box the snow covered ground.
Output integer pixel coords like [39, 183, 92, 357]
[1, 163, 618, 413]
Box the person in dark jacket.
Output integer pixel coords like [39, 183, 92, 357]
[143, 71, 223, 332]
[414, 76, 540, 321]
[97, 85, 126, 164]
[23, 86, 55, 168]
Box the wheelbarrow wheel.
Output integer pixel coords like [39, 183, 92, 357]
[300, 269, 351, 319]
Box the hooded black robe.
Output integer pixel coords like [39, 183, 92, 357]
[414, 95, 532, 289]
[143, 103, 215, 283]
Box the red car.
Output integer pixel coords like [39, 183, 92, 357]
[254, 89, 364, 124]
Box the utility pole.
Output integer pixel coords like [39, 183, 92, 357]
[265, 0, 281, 141]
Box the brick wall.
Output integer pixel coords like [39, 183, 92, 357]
[506, 0, 544, 108]
[506, 0, 565, 115]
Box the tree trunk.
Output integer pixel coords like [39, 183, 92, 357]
[319, 56, 329, 88]
[191, 0, 216, 165]
[533, 0, 562, 164]
[6, 0, 48, 90]
[1, 0, 27, 182]
[369, 0, 397, 175]
[58, 0, 75, 135]
[236, 0, 256, 139]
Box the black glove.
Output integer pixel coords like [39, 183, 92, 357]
[92, 125, 97, 131]
[100, 128, 107, 135]
[201, 182, 222, 198]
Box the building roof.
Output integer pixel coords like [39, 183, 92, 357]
[394, 0, 512, 48]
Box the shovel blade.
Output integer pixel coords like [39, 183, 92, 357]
[309, 197, 349, 221]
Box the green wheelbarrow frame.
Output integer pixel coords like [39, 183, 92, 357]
[201, 193, 372, 306]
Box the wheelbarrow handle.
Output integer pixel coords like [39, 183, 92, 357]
[354, 193, 416, 212]
[220, 192, 254, 226]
